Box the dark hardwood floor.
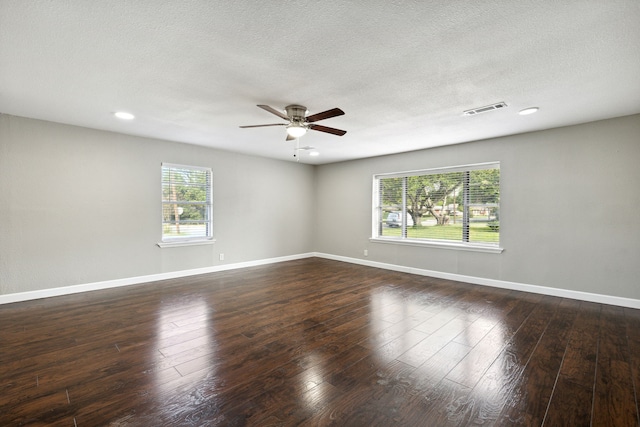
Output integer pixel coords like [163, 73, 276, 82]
[1, 258, 639, 426]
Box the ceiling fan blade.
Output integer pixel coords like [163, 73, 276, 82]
[306, 108, 344, 123]
[257, 105, 289, 120]
[309, 124, 347, 136]
[239, 123, 286, 128]
[286, 133, 296, 141]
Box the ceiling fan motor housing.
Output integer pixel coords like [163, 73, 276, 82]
[285, 105, 308, 121]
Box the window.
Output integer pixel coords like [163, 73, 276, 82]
[161, 163, 213, 243]
[372, 162, 501, 252]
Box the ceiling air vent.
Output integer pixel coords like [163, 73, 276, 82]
[463, 102, 508, 116]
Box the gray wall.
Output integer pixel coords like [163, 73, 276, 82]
[2, 114, 639, 301]
[314, 114, 640, 300]
[0, 115, 316, 295]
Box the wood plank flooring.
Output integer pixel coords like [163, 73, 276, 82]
[1, 258, 639, 426]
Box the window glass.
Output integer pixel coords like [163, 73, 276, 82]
[374, 163, 499, 247]
[161, 163, 212, 241]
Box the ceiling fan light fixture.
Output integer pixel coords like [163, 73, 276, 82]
[286, 123, 307, 138]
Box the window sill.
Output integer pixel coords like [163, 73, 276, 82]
[157, 239, 216, 248]
[369, 237, 503, 253]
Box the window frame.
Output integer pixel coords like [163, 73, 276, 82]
[370, 162, 503, 253]
[157, 163, 215, 248]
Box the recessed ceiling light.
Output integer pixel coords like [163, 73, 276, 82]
[309, 151, 320, 157]
[114, 111, 135, 120]
[518, 107, 539, 116]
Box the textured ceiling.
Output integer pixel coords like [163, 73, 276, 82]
[1, 0, 639, 164]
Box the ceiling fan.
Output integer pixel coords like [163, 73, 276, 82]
[240, 104, 346, 140]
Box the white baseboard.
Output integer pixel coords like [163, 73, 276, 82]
[312, 252, 640, 310]
[0, 253, 314, 305]
[2, 252, 639, 310]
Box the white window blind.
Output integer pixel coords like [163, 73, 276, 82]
[161, 163, 212, 242]
[373, 162, 500, 248]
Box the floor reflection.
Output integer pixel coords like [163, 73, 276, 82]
[153, 296, 215, 400]
[370, 284, 506, 392]
[299, 352, 327, 410]
[368, 287, 429, 361]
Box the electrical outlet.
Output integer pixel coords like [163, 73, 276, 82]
[364, 249, 368, 257]
[219, 253, 224, 261]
